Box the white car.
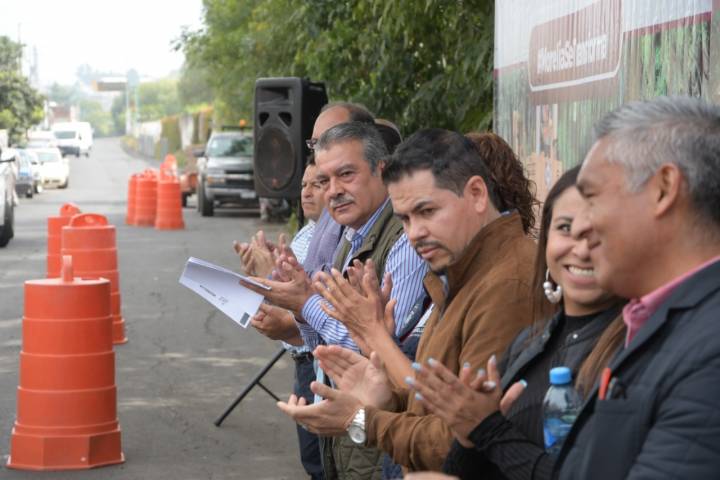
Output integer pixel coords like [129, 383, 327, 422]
[33, 147, 69, 189]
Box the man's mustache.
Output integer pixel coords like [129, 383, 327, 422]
[329, 194, 355, 208]
[414, 240, 447, 252]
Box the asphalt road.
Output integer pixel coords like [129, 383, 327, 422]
[0, 138, 304, 479]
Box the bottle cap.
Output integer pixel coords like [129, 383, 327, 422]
[549, 366, 572, 385]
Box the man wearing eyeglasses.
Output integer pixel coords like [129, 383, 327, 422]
[243, 117, 428, 480]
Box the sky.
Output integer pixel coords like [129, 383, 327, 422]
[0, 0, 204, 87]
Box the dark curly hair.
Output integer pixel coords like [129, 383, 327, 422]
[465, 132, 538, 236]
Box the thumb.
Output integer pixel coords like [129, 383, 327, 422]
[310, 381, 338, 400]
[500, 380, 527, 415]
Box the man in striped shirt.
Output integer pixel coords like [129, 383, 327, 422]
[242, 121, 427, 478]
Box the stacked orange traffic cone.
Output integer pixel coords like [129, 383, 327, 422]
[61, 213, 127, 345]
[6, 255, 124, 471]
[134, 169, 158, 227]
[46, 203, 81, 278]
[125, 173, 141, 226]
[155, 170, 185, 230]
[160, 154, 178, 176]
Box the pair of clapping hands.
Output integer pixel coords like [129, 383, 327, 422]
[277, 345, 527, 450]
[233, 230, 291, 279]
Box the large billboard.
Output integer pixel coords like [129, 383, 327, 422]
[494, 0, 717, 199]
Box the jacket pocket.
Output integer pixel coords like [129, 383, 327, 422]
[576, 389, 650, 479]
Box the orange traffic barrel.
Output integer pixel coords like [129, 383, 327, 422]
[155, 170, 185, 230]
[160, 154, 177, 176]
[125, 173, 141, 226]
[46, 203, 82, 278]
[6, 255, 124, 471]
[61, 213, 127, 345]
[134, 169, 157, 227]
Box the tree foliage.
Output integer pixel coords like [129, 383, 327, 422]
[0, 36, 44, 143]
[178, 0, 494, 134]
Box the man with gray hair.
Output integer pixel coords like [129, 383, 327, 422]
[557, 96, 720, 479]
[243, 121, 428, 479]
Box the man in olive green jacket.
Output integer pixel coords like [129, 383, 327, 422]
[277, 129, 536, 472]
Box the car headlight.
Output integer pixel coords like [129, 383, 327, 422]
[206, 169, 226, 185]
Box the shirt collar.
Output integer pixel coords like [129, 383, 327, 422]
[623, 254, 720, 345]
[343, 198, 389, 244]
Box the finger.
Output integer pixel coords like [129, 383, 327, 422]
[500, 380, 527, 415]
[330, 268, 356, 298]
[458, 361, 474, 386]
[278, 233, 288, 251]
[469, 368, 487, 391]
[256, 230, 267, 247]
[314, 279, 341, 308]
[309, 381, 338, 400]
[383, 298, 397, 334]
[486, 354, 500, 385]
[319, 301, 339, 319]
[233, 240, 241, 254]
[381, 272, 393, 303]
[425, 357, 464, 386]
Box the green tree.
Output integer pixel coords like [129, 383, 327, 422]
[178, 0, 494, 133]
[0, 36, 44, 143]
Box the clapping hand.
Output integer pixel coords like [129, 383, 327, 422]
[407, 355, 526, 447]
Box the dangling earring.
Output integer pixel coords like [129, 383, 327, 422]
[543, 269, 563, 304]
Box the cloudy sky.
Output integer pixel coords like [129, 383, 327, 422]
[0, 0, 204, 86]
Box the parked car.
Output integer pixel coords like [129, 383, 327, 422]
[18, 149, 44, 194]
[196, 130, 256, 217]
[14, 152, 34, 198]
[26, 130, 58, 149]
[0, 148, 16, 247]
[33, 147, 69, 189]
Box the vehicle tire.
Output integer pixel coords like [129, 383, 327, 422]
[59, 178, 69, 189]
[0, 202, 14, 247]
[198, 182, 214, 217]
[26, 189, 33, 199]
[181, 192, 189, 208]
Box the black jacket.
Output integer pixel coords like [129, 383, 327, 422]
[557, 259, 720, 479]
[443, 306, 620, 480]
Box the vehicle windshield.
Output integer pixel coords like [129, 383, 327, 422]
[54, 131, 77, 139]
[27, 139, 54, 148]
[37, 152, 60, 163]
[206, 136, 253, 157]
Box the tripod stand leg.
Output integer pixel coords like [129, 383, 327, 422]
[214, 347, 286, 427]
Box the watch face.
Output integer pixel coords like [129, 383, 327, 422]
[348, 425, 366, 445]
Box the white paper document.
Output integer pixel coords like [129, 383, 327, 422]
[179, 257, 269, 328]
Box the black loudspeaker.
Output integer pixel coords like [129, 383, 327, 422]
[253, 77, 328, 198]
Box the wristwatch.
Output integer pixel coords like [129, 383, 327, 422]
[347, 408, 366, 445]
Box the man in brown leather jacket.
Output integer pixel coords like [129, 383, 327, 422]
[278, 128, 536, 473]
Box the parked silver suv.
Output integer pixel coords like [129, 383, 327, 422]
[196, 130, 256, 217]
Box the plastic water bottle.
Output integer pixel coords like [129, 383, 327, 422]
[543, 366, 582, 456]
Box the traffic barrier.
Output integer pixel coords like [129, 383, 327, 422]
[125, 173, 141, 225]
[134, 169, 158, 227]
[155, 170, 185, 230]
[160, 154, 178, 176]
[6, 256, 124, 471]
[46, 203, 81, 278]
[61, 213, 127, 345]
